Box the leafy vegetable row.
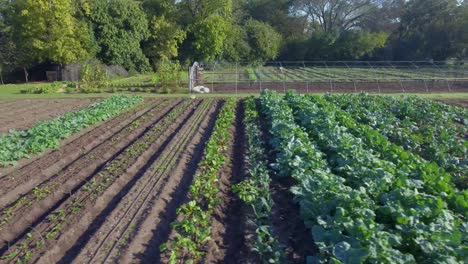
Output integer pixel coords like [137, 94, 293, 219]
[0, 95, 143, 167]
[285, 91, 465, 263]
[259, 90, 411, 263]
[325, 93, 467, 187]
[232, 97, 283, 263]
[1, 99, 193, 263]
[162, 99, 236, 263]
[309, 95, 467, 216]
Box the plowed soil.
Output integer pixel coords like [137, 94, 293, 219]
[0, 98, 251, 264]
[0, 99, 96, 136]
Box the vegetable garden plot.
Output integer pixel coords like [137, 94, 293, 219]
[0, 99, 96, 136]
[0, 93, 466, 264]
[257, 90, 466, 263]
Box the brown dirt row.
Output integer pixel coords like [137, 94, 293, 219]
[43, 99, 203, 263]
[0, 99, 199, 263]
[202, 101, 248, 264]
[119, 101, 223, 264]
[0, 99, 165, 206]
[66, 99, 219, 264]
[0, 100, 179, 234]
[0, 99, 96, 135]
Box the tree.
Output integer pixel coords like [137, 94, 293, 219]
[295, 0, 378, 33]
[7, 0, 93, 82]
[90, 0, 150, 72]
[246, 0, 307, 39]
[177, 0, 233, 61]
[179, 0, 232, 20]
[394, 0, 465, 60]
[222, 24, 251, 62]
[361, 0, 405, 33]
[145, 15, 185, 64]
[190, 14, 231, 61]
[0, 0, 14, 84]
[142, 0, 186, 66]
[244, 20, 282, 61]
[333, 30, 388, 59]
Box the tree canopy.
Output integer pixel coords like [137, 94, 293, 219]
[0, 0, 466, 81]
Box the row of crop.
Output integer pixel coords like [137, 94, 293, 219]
[161, 99, 236, 263]
[284, 91, 465, 263]
[325, 93, 467, 188]
[1, 99, 195, 263]
[308, 95, 467, 216]
[0, 95, 143, 167]
[258, 90, 412, 263]
[86, 99, 214, 263]
[0, 99, 169, 232]
[0, 101, 169, 231]
[232, 97, 283, 263]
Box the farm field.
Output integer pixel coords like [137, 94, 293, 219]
[0, 92, 466, 263]
[203, 65, 468, 83]
[199, 64, 468, 94]
[0, 99, 96, 136]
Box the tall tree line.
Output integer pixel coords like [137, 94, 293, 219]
[0, 0, 467, 81]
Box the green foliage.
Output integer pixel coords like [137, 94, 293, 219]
[179, 0, 232, 20]
[145, 15, 186, 63]
[142, 0, 185, 65]
[232, 97, 284, 263]
[80, 60, 109, 90]
[90, 0, 150, 72]
[164, 99, 236, 263]
[286, 90, 465, 262]
[190, 15, 230, 61]
[259, 90, 467, 263]
[394, 0, 467, 60]
[260, 90, 411, 263]
[303, 30, 388, 60]
[333, 31, 388, 59]
[20, 83, 60, 94]
[244, 20, 282, 62]
[155, 60, 183, 94]
[0, 0, 15, 79]
[222, 24, 251, 62]
[0, 95, 142, 166]
[11, 0, 93, 65]
[325, 93, 467, 189]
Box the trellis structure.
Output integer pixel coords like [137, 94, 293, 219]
[189, 61, 468, 94]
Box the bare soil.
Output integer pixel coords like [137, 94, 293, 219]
[437, 99, 468, 108]
[0, 99, 96, 135]
[0, 97, 320, 264]
[0, 100, 232, 263]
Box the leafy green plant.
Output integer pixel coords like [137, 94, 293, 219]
[278, 90, 465, 263]
[20, 83, 61, 94]
[163, 99, 236, 263]
[0, 95, 142, 167]
[259, 90, 414, 263]
[80, 60, 110, 91]
[155, 60, 183, 94]
[232, 97, 284, 263]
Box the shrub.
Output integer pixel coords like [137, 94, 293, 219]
[80, 61, 109, 91]
[156, 60, 182, 94]
[20, 83, 60, 94]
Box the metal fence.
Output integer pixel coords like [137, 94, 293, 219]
[189, 61, 468, 94]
